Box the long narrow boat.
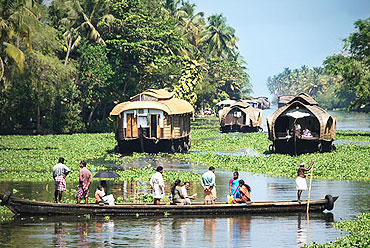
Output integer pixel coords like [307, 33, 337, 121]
[0, 193, 338, 216]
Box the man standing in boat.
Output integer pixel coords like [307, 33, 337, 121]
[201, 166, 217, 205]
[77, 161, 92, 204]
[150, 166, 164, 205]
[52, 157, 70, 203]
[296, 161, 314, 203]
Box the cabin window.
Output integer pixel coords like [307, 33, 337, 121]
[233, 111, 242, 118]
[126, 113, 138, 138]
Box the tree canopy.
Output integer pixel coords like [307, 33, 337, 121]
[0, 0, 252, 133]
[267, 18, 370, 111]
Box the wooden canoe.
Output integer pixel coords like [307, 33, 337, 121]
[0, 193, 338, 216]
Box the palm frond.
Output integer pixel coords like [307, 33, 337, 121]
[3, 42, 25, 72]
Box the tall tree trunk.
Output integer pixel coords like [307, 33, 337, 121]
[0, 56, 4, 84]
[64, 35, 73, 66]
[86, 101, 99, 130]
[36, 104, 41, 133]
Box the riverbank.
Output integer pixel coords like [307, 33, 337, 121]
[308, 212, 370, 247]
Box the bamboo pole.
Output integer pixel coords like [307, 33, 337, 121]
[306, 163, 314, 214]
[307, 162, 314, 245]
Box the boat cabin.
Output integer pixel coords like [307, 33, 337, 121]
[219, 100, 263, 132]
[216, 99, 236, 117]
[110, 89, 194, 153]
[267, 93, 336, 155]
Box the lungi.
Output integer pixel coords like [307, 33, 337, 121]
[296, 177, 308, 190]
[204, 186, 217, 201]
[55, 175, 66, 191]
[77, 185, 89, 198]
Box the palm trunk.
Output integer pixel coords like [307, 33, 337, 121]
[86, 101, 99, 129]
[36, 104, 41, 133]
[64, 36, 73, 66]
[0, 56, 4, 84]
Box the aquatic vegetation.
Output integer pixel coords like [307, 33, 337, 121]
[308, 213, 370, 247]
[0, 206, 13, 222]
[0, 117, 369, 186]
[174, 119, 370, 182]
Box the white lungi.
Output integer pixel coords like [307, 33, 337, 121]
[296, 177, 307, 190]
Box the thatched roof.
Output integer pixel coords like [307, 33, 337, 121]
[278, 95, 295, 105]
[220, 100, 262, 127]
[267, 94, 336, 141]
[287, 93, 318, 106]
[111, 89, 194, 116]
[130, 89, 174, 101]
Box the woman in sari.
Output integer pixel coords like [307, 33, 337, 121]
[232, 180, 251, 204]
[229, 172, 240, 199]
[172, 179, 186, 205]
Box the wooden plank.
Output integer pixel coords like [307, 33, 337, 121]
[132, 115, 138, 137]
[157, 114, 161, 138]
[126, 114, 132, 138]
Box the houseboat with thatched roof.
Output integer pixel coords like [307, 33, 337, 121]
[110, 89, 194, 153]
[278, 95, 295, 108]
[219, 100, 263, 132]
[267, 93, 336, 155]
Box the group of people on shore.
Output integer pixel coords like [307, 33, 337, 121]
[52, 157, 114, 205]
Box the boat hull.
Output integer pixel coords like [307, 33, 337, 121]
[0, 194, 338, 216]
[116, 135, 190, 153]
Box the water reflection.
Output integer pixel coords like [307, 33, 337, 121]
[228, 217, 251, 247]
[296, 214, 307, 248]
[77, 222, 90, 248]
[152, 220, 164, 248]
[54, 222, 66, 248]
[0, 212, 347, 248]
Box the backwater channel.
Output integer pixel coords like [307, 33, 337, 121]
[0, 108, 369, 247]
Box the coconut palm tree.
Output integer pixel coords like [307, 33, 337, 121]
[50, 0, 110, 65]
[176, 1, 206, 57]
[203, 13, 237, 59]
[0, 0, 41, 86]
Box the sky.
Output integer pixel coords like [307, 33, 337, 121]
[192, 0, 370, 99]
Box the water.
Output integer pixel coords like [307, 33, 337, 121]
[1, 161, 369, 247]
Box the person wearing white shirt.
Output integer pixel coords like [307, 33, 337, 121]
[150, 166, 164, 205]
[181, 182, 196, 205]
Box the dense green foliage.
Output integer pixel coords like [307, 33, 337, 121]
[0, 0, 252, 134]
[267, 18, 370, 111]
[323, 19, 370, 110]
[309, 213, 370, 248]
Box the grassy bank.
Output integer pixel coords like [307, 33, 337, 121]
[308, 213, 370, 247]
